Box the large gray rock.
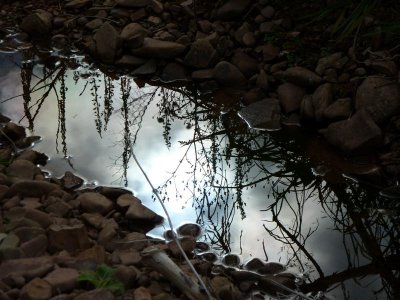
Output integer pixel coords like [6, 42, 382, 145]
[321, 110, 382, 154]
[355, 77, 400, 123]
[212, 61, 247, 88]
[131, 38, 186, 59]
[238, 98, 281, 131]
[217, 0, 251, 19]
[93, 23, 121, 64]
[184, 39, 216, 68]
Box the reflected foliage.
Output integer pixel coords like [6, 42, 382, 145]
[0, 47, 399, 299]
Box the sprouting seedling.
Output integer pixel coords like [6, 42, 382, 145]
[78, 264, 125, 295]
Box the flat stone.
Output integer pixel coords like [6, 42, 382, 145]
[117, 249, 142, 265]
[238, 98, 281, 131]
[76, 192, 114, 215]
[131, 38, 186, 59]
[0, 256, 54, 280]
[12, 226, 46, 243]
[48, 223, 91, 253]
[43, 268, 78, 293]
[6, 159, 40, 181]
[81, 213, 105, 229]
[20, 277, 52, 300]
[65, 0, 92, 9]
[6, 207, 53, 229]
[6, 180, 61, 198]
[125, 200, 163, 224]
[45, 200, 72, 217]
[60, 171, 84, 190]
[76, 245, 106, 264]
[321, 110, 383, 154]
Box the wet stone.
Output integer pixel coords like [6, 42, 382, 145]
[222, 253, 241, 267]
[238, 98, 281, 131]
[176, 223, 202, 238]
[257, 262, 285, 275]
[60, 171, 84, 190]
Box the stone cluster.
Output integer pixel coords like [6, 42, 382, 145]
[1, 0, 400, 180]
[0, 117, 297, 299]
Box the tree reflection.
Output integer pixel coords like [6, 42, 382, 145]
[1, 47, 399, 299]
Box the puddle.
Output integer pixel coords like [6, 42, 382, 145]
[0, 41, 399, 299]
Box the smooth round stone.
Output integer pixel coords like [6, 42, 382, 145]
[199, 252, 218, 262]
[222, 253, 241, 267]
[195, 241, 210, 252]
[176, 223, 202, 238]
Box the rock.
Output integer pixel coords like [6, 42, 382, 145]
[45, 200, 72, 217]
[6, 160, 41, 181]
[176, 223, 202, 238]
[315, 52, 342, 75]
[19, 10, 53, 38]
[323, 98, 352, 121]
[242, 32, 256, 47]
[167, 237, 196, 257]
[6, 180, 60, 198]
[256, 69, 269, 91]
[65, 0, 92, 9]
[125, 199, 163, 224]
[43, 268, 78, 293]
[191, 69, 213, 81]
[117, 249, 142, 265]
[312, 83, 333, 122]
[16, 150, 48, 165]
[2, 123, 26, 141]
[365, 59, 398, 76]
[242, 88, 265, 105]
[20, 234, 48, 258]
[355, 77, 400, 123]
[244, 258, 265, 271]
[120, 23, 148, 48]
[85, 19, 103, 30]
[12, 226, 46, 243]
[98, 219, 118, 248]
[260, 43, 280, 61]
[222, 254, 241, 267]
[234, 22, 252, 44]
[116, 0, 150, 7]
[115, 55, 147, 68]
[131, 38, 186, 59]
[0, 256, 54, 280]
[76, 192, 114, 215]
[160, 62, 188, 83]
[20, 278, 52, 300]
[231, 51, 259, 78]
[0, 233, 21, 260]
[81, 213, 105, 229]
[134, 286, 152, 300]
[59, 171, 83, 190]
[131, 59, 157, 76]
[277, 83, 306, 113]
[258, 262, 285, 274]
[93, 23, 121, 64]
[238, 98, 281, 131]
[184, 39, 216, 68]
[48, 223, 91, 253]
[118, 232, 148, 251]
[217, 0, 251, 19]
[114, 265, 138, 288]
[261, 6, 275, 18]
[212, 61, 247, 88]
[321, 110, 383, 154]
[74, 288, 115, 300]
[6, 207, 53, 229]
[258, 273, 296, 295]
[276, 66, 322, 87]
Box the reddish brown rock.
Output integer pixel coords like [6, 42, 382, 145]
[48, 223, 91, 253]
[76, 192, 114, 215]
[20, 277, 52, 300]
[43, 268, 78, 293]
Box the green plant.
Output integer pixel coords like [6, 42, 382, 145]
[78, 264, 125, 295]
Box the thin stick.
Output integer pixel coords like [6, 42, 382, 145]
[130, 151, 214, 299]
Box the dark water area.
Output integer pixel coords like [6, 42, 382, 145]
[0, 30, 399, 300]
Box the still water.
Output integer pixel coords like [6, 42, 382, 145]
[0, 33, 399, 299]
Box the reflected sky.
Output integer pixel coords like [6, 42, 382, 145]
[1, 50, 398, 299]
